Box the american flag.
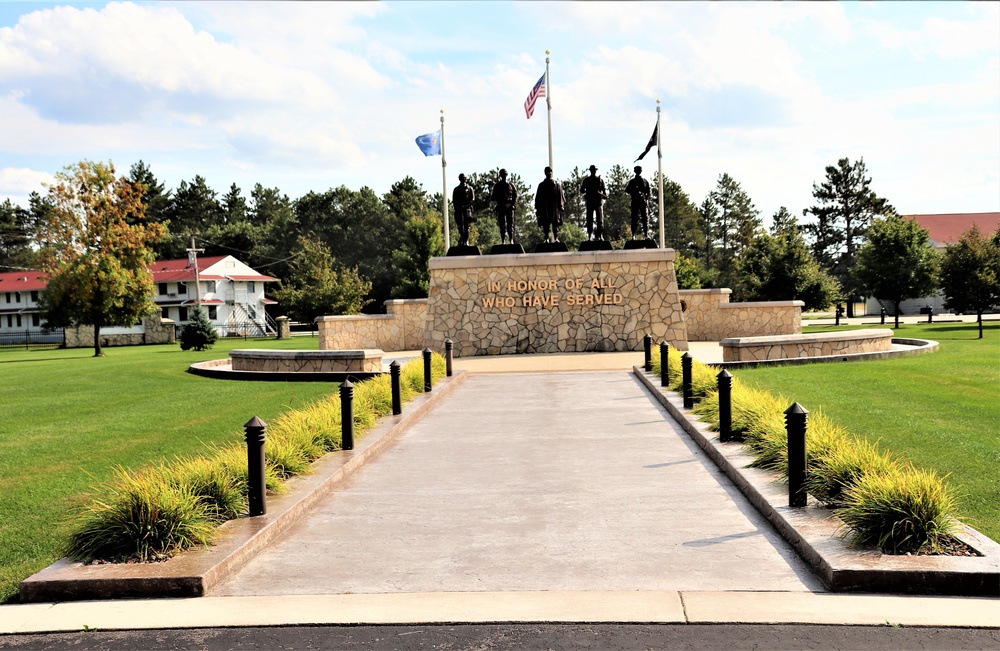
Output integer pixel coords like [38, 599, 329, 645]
[524, 73, 546, 119]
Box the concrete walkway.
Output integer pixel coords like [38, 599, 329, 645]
[212, 371, 820, 596]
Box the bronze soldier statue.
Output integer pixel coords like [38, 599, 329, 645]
[625, 165, 651, 239]
[579, 164, 607, 241]
[490, 169, 519, 245]
[534, 166, 565, 243]
[452, 173, 475, 247]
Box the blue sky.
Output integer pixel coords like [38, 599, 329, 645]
[1, 1, 997, 224]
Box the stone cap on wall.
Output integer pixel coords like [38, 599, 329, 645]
[719, 300, 805, 309]
[721, 328, 892, 348]
[678, 288, 732, 296]
[315, 314, 396, 323]
[383, 298, 428, 306]
[229, 349, 385, 360]
[429, 248, 676, 270]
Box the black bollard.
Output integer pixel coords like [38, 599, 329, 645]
[340, 380, 355, 451]
[659, 342, 670, 387]
[927, 307, 933, 324]
[785, 402, 809, 507]
[244, 416, 267, 516]
[880, 307, 886, 325]
[389, 360, 402, 415]
[835, 304, 843, 326]
[682, 353, 694, 409]
[445, 339, 454, 377]
[717, 369, 733, 443]
[643, 334, 653, 372]
[422, 347, 433, 392]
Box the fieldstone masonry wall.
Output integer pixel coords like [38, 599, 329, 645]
[721, 329, 893, 362]
[230, 349, 383, 373]
[64, 317, 176, 349]
[423, 250, 689, 357]
[680, 289, 802, 341]
[317, 299, 428, 351]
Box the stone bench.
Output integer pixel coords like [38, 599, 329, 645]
[720, 329, 893, 363]
[229, 349, 384, 373]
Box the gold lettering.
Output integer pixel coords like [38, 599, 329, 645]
[488, 281, 501, 292]
[614, 293, 623, 304]
[585, 294, 595, 306]
[591, 278, 600, 289]
[481, 297, 496, 309]
[521, 296, 532, 307]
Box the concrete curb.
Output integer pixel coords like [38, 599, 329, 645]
[19, 372, 470, 603]
[2, 590, 999, 633]
[633, 367, 1000, 597]
[188, 357, 382, 382]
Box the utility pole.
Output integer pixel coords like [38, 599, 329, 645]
[187, 234, 204, 312]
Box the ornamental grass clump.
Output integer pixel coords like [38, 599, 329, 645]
[806, 435, 900, 508]
[65, 354, 447, 563]
[66, 467, 216, 563]
[838, 464, 960, 554]
[168, 457, 246, 522]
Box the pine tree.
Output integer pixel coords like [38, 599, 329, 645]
[179, 307, 218, 351]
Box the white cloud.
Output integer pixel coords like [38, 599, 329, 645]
[0, 167, 54, 207]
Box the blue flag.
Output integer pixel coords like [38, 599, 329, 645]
[415, 130, 442, 156]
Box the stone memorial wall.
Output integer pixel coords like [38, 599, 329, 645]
[680, 289, 803, 341]
[422, 249, 689, 357]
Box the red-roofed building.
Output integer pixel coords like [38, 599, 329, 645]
[866, 212, 1000, 315]
[0, 255, 280, 341]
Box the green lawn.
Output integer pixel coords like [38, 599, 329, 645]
[0, 336, 329, 603]
[732, 322, 999, 542]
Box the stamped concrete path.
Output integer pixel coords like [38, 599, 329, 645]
[212, 371, 823, 596]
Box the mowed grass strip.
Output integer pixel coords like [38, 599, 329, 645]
[732, 322, 999, 543]
[0, 336, 330, 603]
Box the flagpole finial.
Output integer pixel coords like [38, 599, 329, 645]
[546, 49, 550, 55]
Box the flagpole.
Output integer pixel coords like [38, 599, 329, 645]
[657, 100, 665, 250]
[440, 109, 449, 253]
[545, 50, 553, 171]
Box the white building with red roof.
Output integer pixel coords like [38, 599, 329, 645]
[0, 255, 279, 341]
[865, 212, 1000, 316]
[149, 255, 279, 336]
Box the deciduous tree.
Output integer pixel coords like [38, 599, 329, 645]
[35, 160, 166, 356]
[940, 225, 1000, 338]
[854, 215, 939, 328]
[737, 230, 842, 311]
[272, 234, 371, 322]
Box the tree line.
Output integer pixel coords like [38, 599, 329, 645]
[2, 157, 997, 349]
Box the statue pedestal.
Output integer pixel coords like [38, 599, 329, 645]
[424, 249, 689, 356]
[446, 245, 481, 257]
[489, 243, 525, 255]
[534, 241, 569, 253]
[578, 240, 613, 252]
[624, 239, 657, 250]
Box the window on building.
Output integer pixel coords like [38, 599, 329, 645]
[32, 314, 40, 327]
[208, 306, 217, 320]
[16, 314, 21, 328]
[4, 293, 9, 303]
[247, 281, 256, 293]
[176, 282, 187, 296]
[30, 290, 39, 303]
[178, 306, 188, 321]
[204, 280, 216, 293]
[162, 307, 170, 319]
[158, 283, 168, 296]
[6, 315, 11, 327]
[15, 292, 21, 303]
